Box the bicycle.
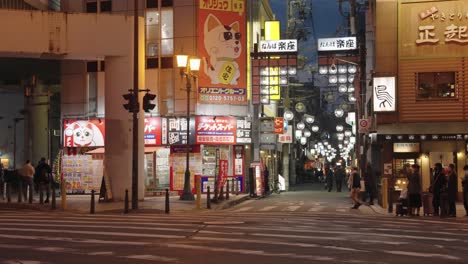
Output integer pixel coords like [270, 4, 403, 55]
[269, 180, 282, 194]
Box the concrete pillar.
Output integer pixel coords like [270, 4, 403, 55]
[282, 143, 290, 191]
[31, 81, 49, 164]
[104, 18, 145, 201]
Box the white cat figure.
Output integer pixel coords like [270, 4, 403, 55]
[203, 14, 241, 85]
[64, 121, 103, 147]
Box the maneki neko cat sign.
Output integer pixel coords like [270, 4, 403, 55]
[63, 120, 105, 147]
[198, 0, 246, 105]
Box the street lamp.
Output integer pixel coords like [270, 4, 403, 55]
[176, 54, 200, 201]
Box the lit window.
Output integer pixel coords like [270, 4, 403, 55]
[417, 72, 456, 99]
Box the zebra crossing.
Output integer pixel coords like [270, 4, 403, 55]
[0, 208, 467, 264]
[229, 200, 360, 213]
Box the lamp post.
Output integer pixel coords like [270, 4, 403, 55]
[176, 55, 200, 201]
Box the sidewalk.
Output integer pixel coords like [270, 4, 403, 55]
[368, 202, 468, 218]
[0, 191, 250, 214]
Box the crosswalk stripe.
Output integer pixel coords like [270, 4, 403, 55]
[282, 205, 300, 211]
[232, 206, 253, 212]
[259, 206, 277, 211]
[0, 234, 150, 245]
[308, 207, 322, 212]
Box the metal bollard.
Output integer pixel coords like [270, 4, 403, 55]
[18, 181, 22, 203]
[388, 187, 394, 213]
[231, 179, 235, 195]
[28, 185, 33, 204]
[196, 177, 201, 209]
[2, 182, 6, 200]
[226, 180, 230, 200]
[235, 178, 239, 195]
[51, 186, 56, 210]
[90, 190, 95, 214]
[124, 189, 129, 214]
[165, 188, 170, 214]
[207, 186, 211, 209]
[6, 183, 11, 203]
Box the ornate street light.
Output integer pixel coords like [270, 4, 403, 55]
[176, 54, 200, 201]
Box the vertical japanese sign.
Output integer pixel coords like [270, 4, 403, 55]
[218, 160, 228, 188]
[196, 116, 237, 144]
[198, 0, 246, 105]
[236, 117, 251, 143]
[166, 117, 195, 145]
[144, 117, 162, 145]
[274, 117, 284, 134]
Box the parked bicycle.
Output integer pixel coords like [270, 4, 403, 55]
[269, 180, 282, 194]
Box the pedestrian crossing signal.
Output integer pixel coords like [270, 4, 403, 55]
[143, 92, 156, 112]
[122, 93, 138, 113]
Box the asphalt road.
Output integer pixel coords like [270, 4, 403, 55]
[1, 186, 468, 264]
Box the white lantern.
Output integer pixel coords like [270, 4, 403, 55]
[312, 125, 319, 132]
[328, 75, 338, 84]
[297, 122, 305, 130]
[347, 84, 355, 93]
[338, 65, 347, 74]
[348, 94, 357, 102]
[334, 108, 344, 118]
[344, 130, 352, 137]
[348, 65, 357, 74]
[284, 110, 294, 121]
[304, 129, 312, 138]
[336, 125, 344, 132]
[304, 114, 315, 124]
[348, 75, 355, 83]
[300, 137, 307, 145]
[295, 130, 302, 140]
[338, 85, 348, 93]
[318, 65, 328, 75]
[338, 75, 348, 84]
[328, 64, 337, 74]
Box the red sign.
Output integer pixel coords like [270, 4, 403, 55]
[218, 160, 229, 188]
[144, 117, 162, 145]
[274, 117, 284, 134]
[63, 120, 105, 147]
[196, 116, 237, 145]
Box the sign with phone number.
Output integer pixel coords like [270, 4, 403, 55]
[198, 94, 246, 104]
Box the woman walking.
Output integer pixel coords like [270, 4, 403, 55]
[407, 164, 422, 216]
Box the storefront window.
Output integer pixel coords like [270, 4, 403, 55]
[202, 146, 231, 176]
[417, 72, 456, 99]
[145, 9, 174, 57]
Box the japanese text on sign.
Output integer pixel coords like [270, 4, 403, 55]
[416, 6, 468, 44]
[200, 0, 244, 13]
[317, 37, 357, 51]
[259, 40, 297, 52]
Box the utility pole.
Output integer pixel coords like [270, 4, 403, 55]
[132, 0, 139, 210]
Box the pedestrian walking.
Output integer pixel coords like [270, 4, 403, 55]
[462, 165, 468, 217]
[35, 157, 52, 203]
[430, 163, 445, 216]
[18, 160, 35, 201]
[446, 164, 458, 217]
[407, 164, 422, 216]
[334, 166, 345, 192]
[325, 165, 333, 192]
[263, 167, 270, 195]
[350, 167, 362, 209]
[363, 163, 376, 205]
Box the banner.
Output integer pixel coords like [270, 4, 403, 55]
[63, 120, 105, 147]
[218, 160, 228, 188]
[196, 116, 237, 144]
[274, 117, 284, 134]
[144, 117, 162, 145]
[198, 0, 246, 105]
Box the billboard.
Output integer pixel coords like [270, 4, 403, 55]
[318, 37, 357, 51]
[198, 0, 246, 105]
[144, 117, 162, 146]
[63, 120, 105, 147]
[196, 116, 237, 145]
[373, 77, 396, 112]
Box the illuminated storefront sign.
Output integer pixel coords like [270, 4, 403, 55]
[63, 120, 105, 147]
[259, 39, 298, 52]
[394, 143, 421, 153]
[373, 77, 396, 112]
[196, 116, 237, 145]
[318, 37, 357, 51]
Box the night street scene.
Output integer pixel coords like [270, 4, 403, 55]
[1, 0, 468, 263]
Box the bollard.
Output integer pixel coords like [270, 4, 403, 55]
[2, 182, 5, 200]
[231, 179, 235, 196]
[165, 188, 170, 214]
[124, 189, 129, 214]
[235, 178, 239, 195]
[226, 180, 230, 200]
[90, 190, 95, 214]
[28, 185, 33, 204]
[196, 177, 201, 209]
[207, 186, 211, 209]
[388, 187, 394, 214]
[6, 183, 11, 203]
[219, 186, 225, 201]
[18, 181, 22, 203]
[39, 184, 44, 204]
[51, 186, 56, 210]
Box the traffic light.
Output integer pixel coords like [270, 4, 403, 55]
[122, 93, 138, 113]
[142, 92, 156, 112]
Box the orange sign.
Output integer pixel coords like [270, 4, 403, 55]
[274, 117, 284, 134]
[198, 0, 246, 105]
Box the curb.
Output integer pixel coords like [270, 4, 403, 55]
[217, 195, 250, 210]
[0, 202, 61, 212]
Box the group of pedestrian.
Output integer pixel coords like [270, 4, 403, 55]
[430, 163, 459, 217]
[324, 165, 346, 192]
[17, 157, 52, 203]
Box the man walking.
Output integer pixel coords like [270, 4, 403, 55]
[363, 163, 376, 205]
[35, 157, 52, 203]
[334, 165, 345, 192]
[18, 160, 35, 201]
[430, 163, 445, 216]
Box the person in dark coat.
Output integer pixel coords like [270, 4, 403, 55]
[446, 163, 458, 217]
[462, 165, 468, 217]
[407, 164, 422, 216]
[35, 157, 52, 203]
[430, 163, 445, 216]
[325, 165, 334, 192]
[334, 166, 345, 192]
[263, 167, 270, 195]
[363, 163, 376, 205]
